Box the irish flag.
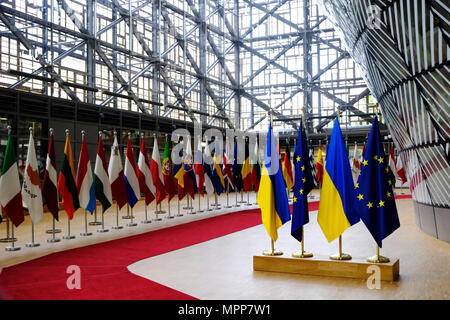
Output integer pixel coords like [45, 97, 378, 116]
[0, 133, 24, 227]
[58, 133, 80, 220]
[93, 135, 112, 213]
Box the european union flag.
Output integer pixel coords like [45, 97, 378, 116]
[291, 119, 315, 242]
[354, 117, 400, 247]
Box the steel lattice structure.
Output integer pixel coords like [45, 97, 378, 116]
[0, 0, 377, 136]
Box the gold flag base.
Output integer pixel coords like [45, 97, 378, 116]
[292, 250, 313, 258]
[262, 249, 283, 256]
[329, 253, 352, 260]
[366, 255, 390, 263]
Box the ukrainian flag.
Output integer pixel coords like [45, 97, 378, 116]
[318, 118, 359, 242]
[257, 121, 291, 242]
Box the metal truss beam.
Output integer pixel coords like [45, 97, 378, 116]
[0, 6, 80, 101]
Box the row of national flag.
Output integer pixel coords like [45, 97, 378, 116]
[0, 132, 270, 226]
[258, 115, 404, 249]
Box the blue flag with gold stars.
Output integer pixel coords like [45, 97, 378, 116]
[354, 116, 400, 247]
[291, 119, 315, 242]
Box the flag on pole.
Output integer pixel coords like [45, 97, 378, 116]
[93, 135, 113, 213]
[137, 137, 156, 206]
[203, 142, 215, 196]
[58, 133, 80, 220]
[396, 154, 408, 185]
[223, 138, 234, 189]
[183, 138, 197, 199]
[173, 139, 185, 200]
[124, 137, 140, 208]
[309, 145, 318, 187]
[251, 140, 261, 192]
[315, 145, 324, 186]
[282, 143, 294, 190]
[0, 133, 24, 227]
[257, 121, 291, 242]
[212, 140, 225, 195]
[195, 139, 205, 196]
[42, 133, 59, 220]
[317, 118, 359, 242]
[76, 135, 96, 214]
[291, 119, 315, 242]
[354, 117, 400, 247]
[232, 140, 243, 192]
[108, 134, 128, 209]
[351, 143, 361, 184]
[241, 139, 253, 192]
[389, 145, 400, 181]
[150, 136, 167, 204]
[22, 129, 43, 224]
[162, 139, 176, 202]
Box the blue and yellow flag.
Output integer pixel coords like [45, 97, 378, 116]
[291, 119, 315, 242]
[257, 121, 291, 242]
[212, 140, 225, 195]
[354, 117, 400, 247]
[317, 118, 359, 242]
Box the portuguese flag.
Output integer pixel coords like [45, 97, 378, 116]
[163, 139, 176, 202]
[0, 134, 24, 227]
[58, 134, 80, 220]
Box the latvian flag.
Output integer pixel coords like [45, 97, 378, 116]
[108, 135, 128, 209]
[151, 136, 167, 204]
[42, 132, 59, 220]
[58, 133, 80, 220]
[195, 139, 205, 196]
[137, 137, 156, 206]
[94, 135, 113, 213]
[0, 133, 24, 227]
[124, 137, 140, 208]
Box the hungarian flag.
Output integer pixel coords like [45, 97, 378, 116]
[22, 129, 43, 224]
[251, 140, 261, 192]
[315, 145, 324, 186]
[151, 136, 166, 204]
[162, 139, 176, 202]
[0, 133, 24, 227]
[194, 139, 205, 196]
[223, 138, 234, 188]
[108, 135, 128, 209]
[58, 134, 80, 220]
[241, 139, 253, 192]
[124, 137, 140, 208]
[76, 135, 96, 214]
[396, 154, 408, 185]
[137, 137, 156, 206]
[282, 143, 294, 190]
[93, 135, 113, 213]
[42, 133, 59, 220]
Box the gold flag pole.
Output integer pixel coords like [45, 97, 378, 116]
[367, 245, 390, 263]
[262, 109, 282, 256]
[292, 108, 313, 259]
[329, 105, 352, 261]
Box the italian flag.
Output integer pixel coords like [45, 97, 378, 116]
[0, 134, 24, 227]
[94, 136, 113, 213]
[58, 134, 80, 220]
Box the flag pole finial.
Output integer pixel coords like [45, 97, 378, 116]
[65, 129, 70, 136]
[7, 125, 11, 135]
[29, 127, 33, 134]
[49, 128, 54, 136]
[81, 130, 85, 137]
[99, 131, 103, 139]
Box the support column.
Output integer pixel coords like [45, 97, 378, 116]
[303, 0, 313, 133]
[86, 0, 95, 104]
[199, 0, 207, 124]
[234, 0, 241, 130]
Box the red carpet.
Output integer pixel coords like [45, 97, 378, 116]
[0, 197, 409, 300]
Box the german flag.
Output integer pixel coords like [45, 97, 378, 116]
[57, 134, 80, 220]
[282, 143, 294, 190]
[241, 139, 252, 192]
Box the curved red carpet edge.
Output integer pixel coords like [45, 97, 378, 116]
[0, 196, 410, 300]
